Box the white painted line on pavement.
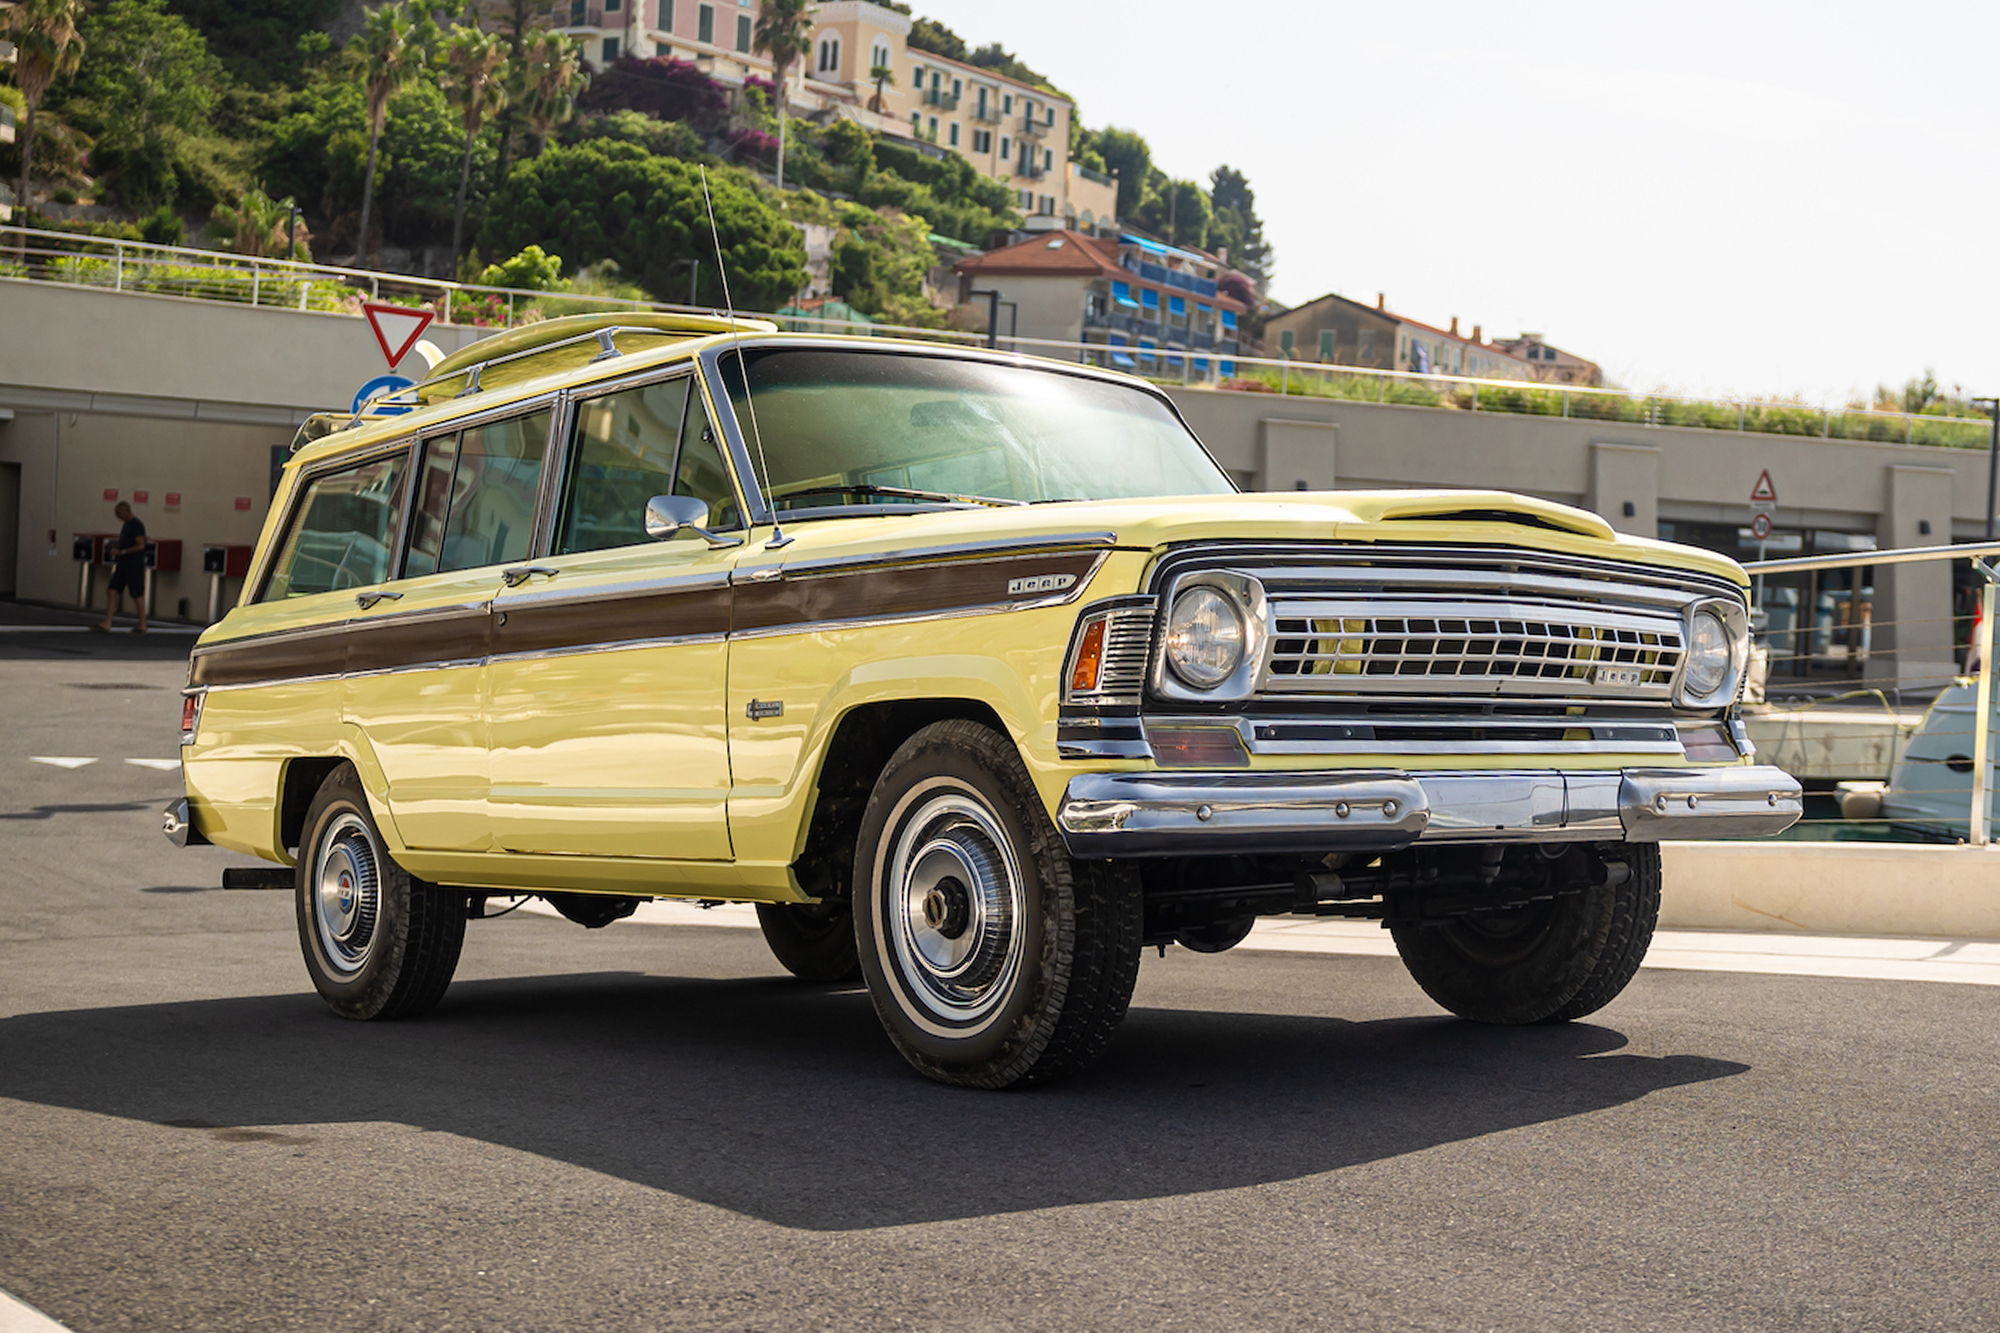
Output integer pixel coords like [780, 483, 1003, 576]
[1240, 918, 2000, 986]
[28, 757, 97, 769]
[124, 758, 181, 771]
[511, 897, 2000, 986]
[0, 1287, 77, 1333]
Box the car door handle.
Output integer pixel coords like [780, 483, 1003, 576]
[500, 565, 559, 588]
[354, 590, 404, 610]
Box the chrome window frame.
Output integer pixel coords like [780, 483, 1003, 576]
[249, 434, 420, 605]
[543, 359, 748, 557]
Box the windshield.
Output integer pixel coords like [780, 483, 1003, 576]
[718, 348, 1235, 512]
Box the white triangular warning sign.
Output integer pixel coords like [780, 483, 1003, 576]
[1749, 469, 1777, 503]
[362, 302, 436, 369]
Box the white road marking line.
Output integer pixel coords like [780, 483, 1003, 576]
[1239, 919, 2000, 987]
[0, 1286, 78, 1333]
[124, 758, 182, 771]
[28, 756, 98, 769]
[508, 897, 2000, 986]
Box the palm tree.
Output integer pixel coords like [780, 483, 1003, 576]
[212, 188, 295, 258]
[750, 0, 811, 190]
[867, 62, 893, 115]
[520, 29, 586, 157]
[439, 22, 508, 272]
[346, 1, 431, 267]
[1, 0, 86, 251]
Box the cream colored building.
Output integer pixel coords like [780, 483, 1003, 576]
[557, 0, 1116, 232]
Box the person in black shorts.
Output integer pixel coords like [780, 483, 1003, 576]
[96, 501, 150, 634]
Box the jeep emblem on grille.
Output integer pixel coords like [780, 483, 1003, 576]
[1595, 666, 1643, 688]
[1008, 574, 1076, 596]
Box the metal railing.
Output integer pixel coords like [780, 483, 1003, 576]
[2, 223, 1991, 450]
[1742, 542, 1999, 845]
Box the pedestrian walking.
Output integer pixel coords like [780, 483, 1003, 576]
[95, 501, 149, 634]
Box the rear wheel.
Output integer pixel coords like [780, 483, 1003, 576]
[1390, 844, 1660, 1024]
[853, 720, 1142, 1089]
[756, 901, 861, 982]
[295, 764, 465, 1020]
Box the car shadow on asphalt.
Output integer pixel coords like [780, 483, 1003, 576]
[0, 970, 1746, 1231]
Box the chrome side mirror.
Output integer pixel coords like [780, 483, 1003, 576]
[644, 494, 743, 549]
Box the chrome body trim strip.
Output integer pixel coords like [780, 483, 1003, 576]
[765, 531, 1124, 580]
[344, 657, 484, 680]
[200, 671, 343, 693]
[726, 584, 1096, 641]
[1054, 764, 1801, 856]
[497, 570, 730, 610]
[487, 631, 727, 664]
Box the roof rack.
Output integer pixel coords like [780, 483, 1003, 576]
[418, 310, 774, 400]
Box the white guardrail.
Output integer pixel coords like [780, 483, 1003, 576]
[4, 224, 1993, 449]
[1744, 541, 2000, 845]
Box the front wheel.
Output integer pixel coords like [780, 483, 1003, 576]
[853, 720, 1142, 1089]
[1390, 844, 1660, 1025]
[295, 764, 465, 1020]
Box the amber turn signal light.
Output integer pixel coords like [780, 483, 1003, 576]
[1069, 618, 1107, 694]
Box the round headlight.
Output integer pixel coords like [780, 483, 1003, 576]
[1683, 609, 1733, 699]
[1166, 586, 1246, 688]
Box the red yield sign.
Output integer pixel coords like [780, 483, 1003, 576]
[362, 302, 436, 369]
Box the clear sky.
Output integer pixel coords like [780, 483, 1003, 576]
[908, 0, 2000, 406]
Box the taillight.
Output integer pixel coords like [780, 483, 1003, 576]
[180, 691, 204, 746]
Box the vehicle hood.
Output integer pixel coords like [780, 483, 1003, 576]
[763, 489, 1749, 587]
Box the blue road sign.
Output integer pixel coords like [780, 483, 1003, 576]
[352, 374, 417, 415]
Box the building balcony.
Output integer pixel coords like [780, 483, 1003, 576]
[1085, 309, 1145, 337]
[1074, 163, 1113, 187]
[923, 88, 960, 110]
[971, 102, 1001, 123]
[1191, 331, 1216, 350]
[1128, 259, 1219, 300]
[1019, 116, 1049, 138]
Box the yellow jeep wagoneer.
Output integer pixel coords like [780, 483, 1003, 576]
[165, 312, 1801, 1088]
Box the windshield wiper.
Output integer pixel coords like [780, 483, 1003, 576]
[771, 483, 1025, 510]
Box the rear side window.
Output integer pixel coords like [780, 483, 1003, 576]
[403, 410, 552, 577]
[259, 452, 411, 601]
[557, 375, 740, 555]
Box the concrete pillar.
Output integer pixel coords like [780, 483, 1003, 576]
[1258, 418, 1337, 492]
[1874, 464, 1957, 692]
[1588, 442, 1659, 537]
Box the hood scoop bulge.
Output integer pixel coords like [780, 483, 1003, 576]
[1368, 493, 1616, 542]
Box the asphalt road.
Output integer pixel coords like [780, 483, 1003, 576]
[1, 606, 1996, 1333]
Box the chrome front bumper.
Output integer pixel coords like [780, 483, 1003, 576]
[1055, 765, 1802, 857]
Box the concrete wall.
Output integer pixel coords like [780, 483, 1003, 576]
[1163, 385, 1994, 533]
[0, 279, 491, 615]
[0, 278, 485, 411]
[1164, 385, 1991, 684]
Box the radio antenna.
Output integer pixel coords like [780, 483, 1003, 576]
[699, 165, 789, 550]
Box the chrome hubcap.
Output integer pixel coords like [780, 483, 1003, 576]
[887, 791, 1025, 1024]
[313, 813, 381, 975]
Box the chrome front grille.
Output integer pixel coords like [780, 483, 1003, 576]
[1267, 597, 1684, 698]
